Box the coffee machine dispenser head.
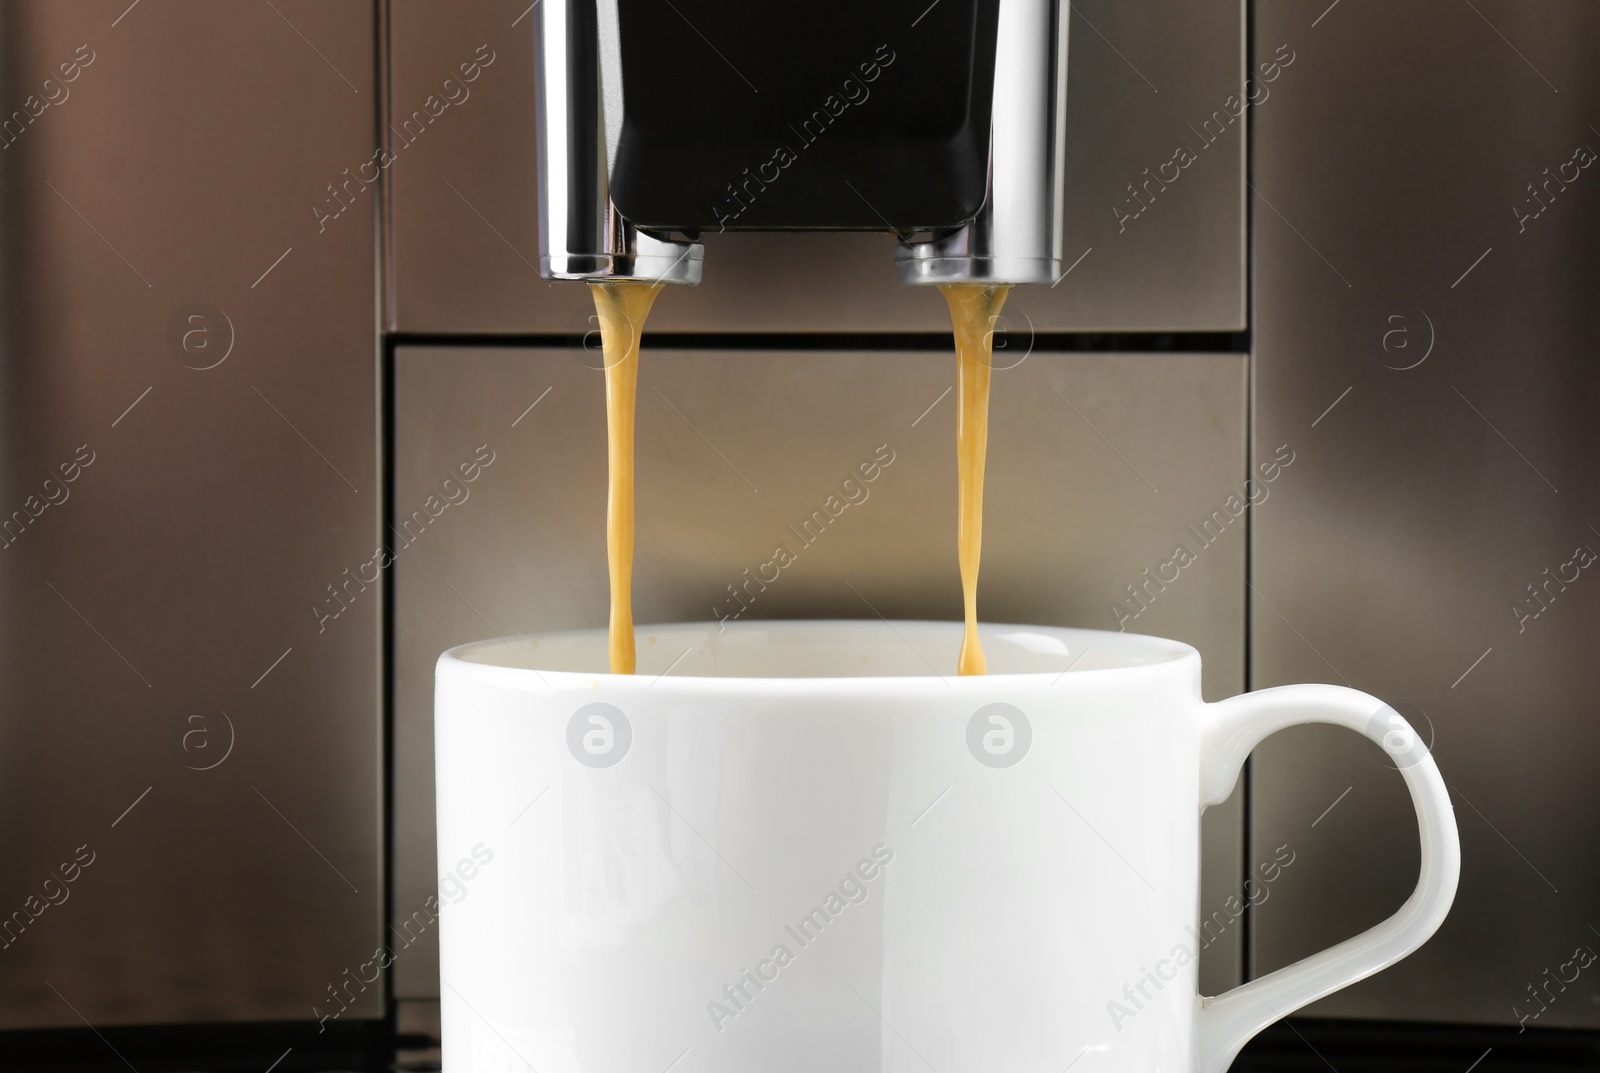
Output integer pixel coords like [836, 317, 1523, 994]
[533, 0, 1068, 288]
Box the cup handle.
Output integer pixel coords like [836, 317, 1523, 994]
[1192, 684, 1461, 1073]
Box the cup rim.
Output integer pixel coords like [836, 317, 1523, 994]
[437, 619, 1200, 693]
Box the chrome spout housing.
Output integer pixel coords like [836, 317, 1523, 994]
[897, 0, 1068, 287]
[533, 0, 702, 285]
[534, 0, 1066, 289]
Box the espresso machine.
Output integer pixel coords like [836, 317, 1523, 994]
[2, 1, 1599, 1069]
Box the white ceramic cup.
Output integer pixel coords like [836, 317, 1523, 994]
[435, 620, 1459, 1073]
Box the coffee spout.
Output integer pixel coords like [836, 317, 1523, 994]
[532, 0, 1066, 289]
[533, 0, 703, 286]
[897, 0, 1069, 287]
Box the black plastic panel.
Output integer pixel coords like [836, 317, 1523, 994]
[609, 0, 1000, 231]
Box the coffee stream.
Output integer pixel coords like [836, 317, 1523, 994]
[593, 280, 1007, 677]
[590, 281, 663, 675]
[940, 283, 1010, 676]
